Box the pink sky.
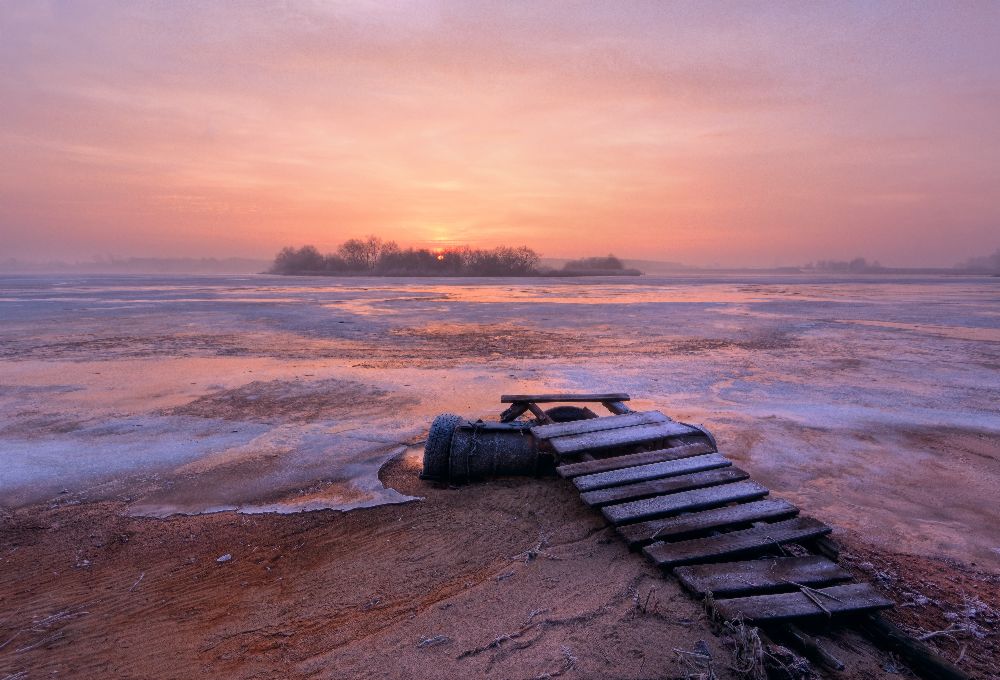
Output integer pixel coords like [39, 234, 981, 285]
[1, 1, 998, 267]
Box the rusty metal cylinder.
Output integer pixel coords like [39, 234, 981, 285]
[447, 422, 539, 483]
[421, 415, 543, 483]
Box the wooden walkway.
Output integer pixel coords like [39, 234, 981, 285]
[486, 393, 968, 678]
[527, 405, 894, 624]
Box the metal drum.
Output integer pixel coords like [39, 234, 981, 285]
[447, 421, 539, 483]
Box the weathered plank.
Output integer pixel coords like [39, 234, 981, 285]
[615, 498, 796, 546]
[549, 421, 699, 455]
[532, 411, 669, 439]
[713, 583, 893, 623]
[557, 442, 714, 479]
[601, 478, 769, 525]
[642, 517, 831, 568]
[499, 402, 530, 422]
[573, 453, 731, 492]
[674, 555, 851, 597]
[501, 393, 630, 403]
[525, 402, 551, 423]
[785, 624, 846, 672]
[604, 480, 769, 526]
[602, 400, 632, 415]
[581, 467, 749, 508]
[860, 615, 971, 680]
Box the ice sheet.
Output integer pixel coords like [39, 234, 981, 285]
[1, 273, 997, 564]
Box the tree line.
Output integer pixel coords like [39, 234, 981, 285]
[270, 237, 541, 276]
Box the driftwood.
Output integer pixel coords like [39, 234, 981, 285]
[782, 624, 845, 671]
[860, 614, 971, 680]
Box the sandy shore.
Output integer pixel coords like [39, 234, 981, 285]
[3, 452, 998, 679]
[5, 451, 995, 679]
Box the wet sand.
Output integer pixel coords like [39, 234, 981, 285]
[1, 273, 998, 677]
[5, 451, 978, 680]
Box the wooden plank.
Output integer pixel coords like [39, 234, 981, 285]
[501, 393, 630, 403]
[549, 421, 699, 455]
[713, 583, 893, 623]
[603, 480, 769, 525]
[557, 442, 713, 479]
[616, 498, 797, 546]
[642, 517, 831, 568]
[581, 467, 749, 508]
[602, 400, 632, 415]
[499, 402, 530, 422]
[525, 402, 552, 423]
[532, 411, 669, 439]
[674, 556, 851, 597]
[785, 624, 846, 672]
[860, 615, 970, 680]
[573, 453, 731, 492]
[604, 481, 769, 526]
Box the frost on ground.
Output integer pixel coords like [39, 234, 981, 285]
[0, 274, 997, 567]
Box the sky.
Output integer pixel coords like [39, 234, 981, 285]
[1, 1, 998, 267]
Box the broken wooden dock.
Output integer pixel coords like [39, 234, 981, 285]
[523, 398, 892, 623]
[493, 392, 969, 679]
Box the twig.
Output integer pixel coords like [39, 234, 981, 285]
[762, 534, 791, 557]
[14, 631, 64, 654]
[513, 535, 562, 563]
[917, 623, 971, 641]
[800, 587, 832, 617]
[532, 646, 577, 679]
[0, 631, 21, 651]
[457, 605, 614, 662]
[527, 608, 550, 622]
[722, 617, 766, 680]
[780, 578, 843, 616]
[672, 640, 718, 680]
[672, 647, 711, 659]
[31, 610, 72, 629]
[29, 608, 88, 632]
[457, 623, 536, 659]
[128, 572, 145, 592]
[417, 634, 450, 648]
[800, 584, 843, 603]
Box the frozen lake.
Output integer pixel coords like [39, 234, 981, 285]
[1, 273, 998, 566]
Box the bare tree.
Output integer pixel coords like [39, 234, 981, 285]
[338, 239, 369, 270]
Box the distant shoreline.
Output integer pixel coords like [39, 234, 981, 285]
[269, 268, 644, 278]
[1, 262, 997, 277]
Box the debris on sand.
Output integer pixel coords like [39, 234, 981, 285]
[417, 635, 450, 649]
